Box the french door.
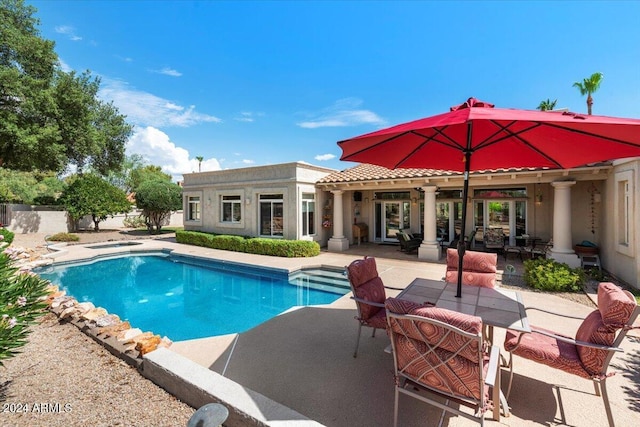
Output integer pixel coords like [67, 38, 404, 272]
[374, 201, 411, 242]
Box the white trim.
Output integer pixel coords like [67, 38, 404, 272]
[183, 191, 203, 225]
[615, 170, 635, 257]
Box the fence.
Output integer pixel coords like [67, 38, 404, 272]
[0, 204, 8, 227]
[0, 204, 183, 234]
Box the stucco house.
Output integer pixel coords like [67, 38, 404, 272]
[181, 162, 336, 242]
[182, 158, 639, 288]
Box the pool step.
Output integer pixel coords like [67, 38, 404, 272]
[289, 268, 350, 294]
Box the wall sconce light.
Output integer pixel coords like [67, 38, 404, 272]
[206, 198, 212, 207]
[245, 198, 251, 205]
[364, 197, 369, 204]
[412, 197, 417, 205]
[535, 187, 543, 205]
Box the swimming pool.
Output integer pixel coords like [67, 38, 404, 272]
[36, 253, 349, 341]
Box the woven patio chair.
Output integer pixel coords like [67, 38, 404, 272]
[386, 297, 508, 426]
[345, 256, 402, 358]
[504, 282, 640, 427]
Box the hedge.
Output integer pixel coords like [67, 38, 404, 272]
[175, 230, 320, 257]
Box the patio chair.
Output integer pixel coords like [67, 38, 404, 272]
[385, 297, 508, 426]
[397, 231, 421, 253]
[445, 248, 497, 289]
[504, 282, 640, 427]
[483, 228, 505, 254]
[525, 239, 552, 259]
[345, 256, 402, 358]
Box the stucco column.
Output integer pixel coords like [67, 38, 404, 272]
[328, 190, 349, 251]
[549, 180, 580, 268]
[418, 186, 441, 261]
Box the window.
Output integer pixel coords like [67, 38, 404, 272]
[221, 195, 241, 223]
[301, 193, 316, 236]
[187, 196, 200, 221]
[260, 194, 283, 237]
[615, 170, 634, 256]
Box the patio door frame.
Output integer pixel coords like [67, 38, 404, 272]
[473, 199, 527, 246]
[374, 200, 411, 242]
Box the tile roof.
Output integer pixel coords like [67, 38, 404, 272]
[317, 164, 460, 184]
[317, 162, 613, 185]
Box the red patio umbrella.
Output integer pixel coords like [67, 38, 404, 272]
[338, 97, 640, 297]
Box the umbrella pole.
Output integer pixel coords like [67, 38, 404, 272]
[456, 149, 472, 298]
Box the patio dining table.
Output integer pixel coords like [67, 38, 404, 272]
[396, 278, 531, 340]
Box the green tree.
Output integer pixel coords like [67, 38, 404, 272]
[52, 70, 132, 174]
[60, 174, 131, 231]
[196, 156, 203, 172]
[0, 0, 60, 171]
[537, 99, 557, 111]
[0, 168, 65, 204]
[573, 72, 604, 115]
[100, 153, 145, 193]
[0, 1, 132, 173]
[129, 165, 172, 193]
[135, 180, 182, 234]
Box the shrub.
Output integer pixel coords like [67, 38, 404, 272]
[0, 228, 15, 246]
[47, 233, 79, 242]
[0, 252, 51, 365]
[176, 230, 320, 258]
[123, 215, 146, 229]
[135, 180, 182, 234]
[523, 257, 585, 292]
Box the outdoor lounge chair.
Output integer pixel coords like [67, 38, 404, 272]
[504, 282, 640, 427]
[397, 231, 421, 253]
[345, 256, 402, 358]
[445, 248, 497, 289]
[483, 227, 505, 253]
[385, 297, 508, 426]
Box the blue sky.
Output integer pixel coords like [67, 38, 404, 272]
[31, 1, 640, 180]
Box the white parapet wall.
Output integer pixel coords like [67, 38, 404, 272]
[3, 204, 183, 234]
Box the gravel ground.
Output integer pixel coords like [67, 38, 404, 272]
[1, 229, 196, 427]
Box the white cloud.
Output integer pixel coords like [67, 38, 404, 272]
[241, 159, 255, 164]
[55, 25, 82, 41]
[151, 67, 182, 77]
[234, 111, 265, 122]
[314, 153, 336, 161]
[126, 126, 221, 180]
[99, 80, 221, 128]
[57, 58, 72, 72]
[296, 98, 386, 129]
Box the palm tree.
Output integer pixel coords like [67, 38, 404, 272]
[537, 99, 557, 111]
[573, 72, 604, 115]
[196, 156, 204, 172]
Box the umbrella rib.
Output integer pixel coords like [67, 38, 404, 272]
[539, 121, 640, 148]
[475, 121, 565, 168]
[338, 131, 413, 163]
[392, 129, 460, 168]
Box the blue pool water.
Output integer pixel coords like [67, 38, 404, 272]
[36, 254, 348, 341]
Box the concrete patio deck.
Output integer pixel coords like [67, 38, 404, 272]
[43, 238, 640, 426]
